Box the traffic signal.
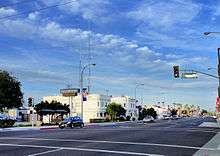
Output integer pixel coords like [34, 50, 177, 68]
[28, 97, 33, 107]
[173, 66, 179, 78]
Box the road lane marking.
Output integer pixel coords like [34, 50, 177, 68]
[193, 132, 220, 156]
[0, 137, 219, 151]
[187, 129, 217, 133]
[0, 143, 163, 156]
[28, 148, 63, 156]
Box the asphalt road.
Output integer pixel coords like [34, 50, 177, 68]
[0, 117, 219, 156]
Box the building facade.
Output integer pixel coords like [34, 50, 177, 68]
[43, 94, 111, 123]
[110, 96, 139, 119]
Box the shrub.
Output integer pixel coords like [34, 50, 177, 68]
[90, 118, 105, 123]
[0, 119, 15, 128]
[126, 116, 131, 121]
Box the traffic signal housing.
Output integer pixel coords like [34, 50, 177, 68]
[28, 97, 33, 107]
[173, 65, 179, 78]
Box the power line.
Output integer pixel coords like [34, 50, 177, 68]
[0, 0, 77, 21]
[0, 0, 36, 8]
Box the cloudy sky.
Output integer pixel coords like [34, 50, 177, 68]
[0, 0, 220, 110]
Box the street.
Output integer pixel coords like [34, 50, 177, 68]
[0, 117, 219, 156]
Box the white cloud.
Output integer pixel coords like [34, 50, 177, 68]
[0, 15, 210, 80]
[128, 0, 201, 29]
[40, 0, 110, 21]
[0, 7, 16, 17]
[28, 12, 40, 20]
[165, 54, 183, 59]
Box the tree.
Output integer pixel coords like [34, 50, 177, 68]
[201, 109, 208, 115]
[35, 100, 70, 121]
[0, 70, 23, 112]
[145, 108, 157, 119]
[139, 108, 157, 120]
[106, 102, 126, 121]
[170, 109, 178, 116]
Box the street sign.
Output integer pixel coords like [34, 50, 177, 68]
[60, 88, 80, 97]
[181, 72, 198, 79]
[82, 88, 88, 101]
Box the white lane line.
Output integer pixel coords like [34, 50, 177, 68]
[0, 137, 219, 151]
[187, 130, 216, 133]
[28, 148, 63, 156]
[0, 143, 163, 156]
[193, 132, 220, 156]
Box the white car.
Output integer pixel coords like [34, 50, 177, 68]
[212, 116, 217, 119]
[143, 116, 154, 123]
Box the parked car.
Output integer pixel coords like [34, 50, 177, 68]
[163, 115, 171, 120]
[171, 115, 180, 120]
[143, 116, 154, 123]
[59, 116, 84, 129]
[212, 116, 217, 119]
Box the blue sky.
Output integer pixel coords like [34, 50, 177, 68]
[0, 0, 220, 110]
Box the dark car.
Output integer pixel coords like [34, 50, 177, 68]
[59, 116, 84, 129]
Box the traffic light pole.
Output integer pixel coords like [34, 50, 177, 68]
[218, 48, 220, 97]
[32, 97, 34, 128]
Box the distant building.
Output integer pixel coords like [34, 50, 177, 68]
[43, 94, 111, 123]
[144, 105, 170, 118]
[110, 96, 139, 119]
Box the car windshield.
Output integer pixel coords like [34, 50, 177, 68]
[0, 1, 220, 156]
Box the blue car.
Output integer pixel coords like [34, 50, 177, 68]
[59, 116, 84, 129]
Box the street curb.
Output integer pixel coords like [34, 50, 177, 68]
[39, 126, 58, 130]
[199, 122, 220, 128]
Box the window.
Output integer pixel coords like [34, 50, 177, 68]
[124, 103, 126, 107]
[100, 113, 103, 117]
[97, 102, 100, 107]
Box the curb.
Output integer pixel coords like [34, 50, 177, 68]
[40, 126, 59, 130]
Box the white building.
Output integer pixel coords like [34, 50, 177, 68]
[144, 105, 170, 118]
[110, 96, 139, 119]
[43, 94, 111, 123]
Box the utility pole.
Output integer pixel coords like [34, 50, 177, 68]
[134, 83, 144, 105]
[87, 20, 92, 93]
[80, 63, 96, 121]
[204, 32, 220, 100]
[106, 90, 109, 96]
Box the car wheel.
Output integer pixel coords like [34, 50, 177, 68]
[59, 124, 64, 129]
[80, 123, 84, 128]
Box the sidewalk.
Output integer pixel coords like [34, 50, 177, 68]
[199, 120, 220, 128]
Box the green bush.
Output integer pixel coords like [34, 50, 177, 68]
[90, 118, 105, 123]
[104, 117, 110, 122]
[117, 116, 126, 122]
[0, 119, 15, 128]
[126, 116, 131, 121]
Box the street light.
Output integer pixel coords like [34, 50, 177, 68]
[203, 32, 220, 97]
[80, 63, 96, 121]
[204, 32, 220, 36]
[208, 67, 217, 71]
[134, 83, 144, 105]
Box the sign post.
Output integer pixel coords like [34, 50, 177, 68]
[60, 88, 80, 115]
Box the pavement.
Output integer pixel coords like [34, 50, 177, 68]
[0, 117, 219, 156]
